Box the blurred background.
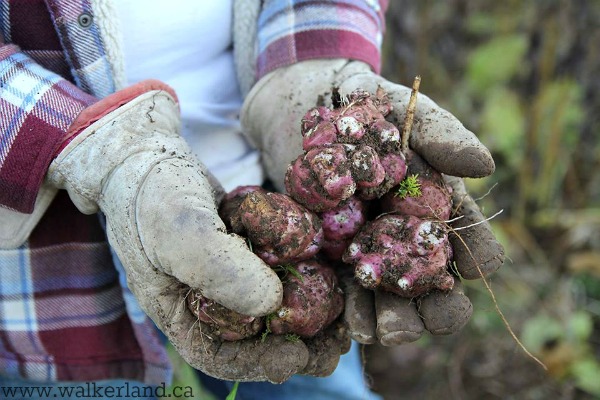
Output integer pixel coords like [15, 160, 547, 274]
[364, 0, 600, 399]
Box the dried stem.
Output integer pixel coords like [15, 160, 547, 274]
[401, 75, 421, 155]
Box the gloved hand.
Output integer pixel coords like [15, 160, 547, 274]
[241, 59, 505, 345]
[46, 82, 346, 382]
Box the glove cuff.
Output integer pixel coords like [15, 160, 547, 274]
[0, 182, 57, 249]
[0, 46, 96, 248]
[58, 79, 179, 155]
[48, 88, 187, 214]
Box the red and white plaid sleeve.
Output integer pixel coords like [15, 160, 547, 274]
[256, 0, 388, 79]
[0, 44, 97, 213]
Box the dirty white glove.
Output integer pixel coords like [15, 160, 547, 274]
[242, 59, 504, 346]
[47, 87, 312, 382]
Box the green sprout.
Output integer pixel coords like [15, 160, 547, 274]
[261, 313, 276, 342]
[285, 333, 301, 343]
[273, 263, 304, 282]
[226, 381, 239, 400]
[395, 174, 422, 199]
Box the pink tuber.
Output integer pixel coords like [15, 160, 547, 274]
[190, 185, 345, 342]
[285, 88, 408, 212]
[319, 196, 368, 261]
[380, 150, 453, 220]
[342, 214, 454, 298]
[269, 259, 344, 338]
[220, 189, 324, 266]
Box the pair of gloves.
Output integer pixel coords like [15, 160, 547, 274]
[47, 59, 504, 383]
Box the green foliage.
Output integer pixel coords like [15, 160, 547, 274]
[479, 88, 525, 168]
[532, 79, 583, 208]
[574, 273, 600, 299]
[285, 333, 301, 343]
[569, 312, 594, 342]
[466, 35, 528, 93]
[273, 263, 303, 282]
[395, 174, 422, 199]
[522, 311, 600, 396]
[465, 12, 500, 35]
[521, 314, 566, 353]
[522, 311, 594, 351]
[226, 382, 240, 400]
[571, 359, 600, 396]
[380, 2, 597, 398]
[261, 313, 276, 342]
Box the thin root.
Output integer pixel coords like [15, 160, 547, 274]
[474, 182, 499, 202]
[447, 224, 548, 371]
[183, 287, 214, 355]
[452, 209, 504, 231]
[444, 215, 465, 224]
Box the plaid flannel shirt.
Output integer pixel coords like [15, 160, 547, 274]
[0, 0, 386, 384]
[256, 0, 387, 77]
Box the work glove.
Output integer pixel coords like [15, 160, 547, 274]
[46, 82, 344, 382]
[241, 59, 505, 346]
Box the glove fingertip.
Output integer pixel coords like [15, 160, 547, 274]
[416, 142, 495, 178]
[379, 330, 422, 346]
[349, 331, 377, 345]
[418, 286, 473, 335]
[374, 291, 425, 346]
[260, 337, 309, 384]
[340, 336, 352, 355]
[454, 146, 496, 178]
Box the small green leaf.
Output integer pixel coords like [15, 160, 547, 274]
[285, 333, 301, 343]
[480, 88, 525, 168]
[274, 263, 303, 282]
[571, 358, 600, 396]
[568, 311, 593, 342]
[261, 313, 276, 342]
[226, 381, 240, 400]
[467, 35, 528, 93]
[395, 174, 422, 199]
[521, 314, 563, 353]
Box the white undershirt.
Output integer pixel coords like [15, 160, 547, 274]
[113, 1, 263, 190]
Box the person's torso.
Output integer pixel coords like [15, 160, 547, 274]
[113, 1, 263, 190]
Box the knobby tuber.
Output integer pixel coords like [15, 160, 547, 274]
[187, 85, 497, 345]
[347, 149, 456, 296]
[319, 195, 368, 261]
[342, 214, 454, 297]
[285, 88, 407, 212]
[269, 260, 344, 338]
[222, 186, 324, 266]
[187, 185, 343, 341]
[380, 150, 452, 221]
[286, 87, 457, 298]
